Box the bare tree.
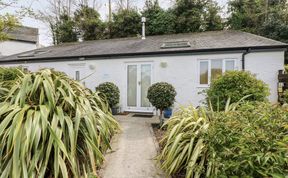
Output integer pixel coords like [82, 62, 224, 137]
[115, 0, 137, 10]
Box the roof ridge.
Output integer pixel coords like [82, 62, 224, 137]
[240, 31, 287, 45]
[51, 30, 236, 47]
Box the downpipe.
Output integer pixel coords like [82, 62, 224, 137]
[242, 48, 251, 71]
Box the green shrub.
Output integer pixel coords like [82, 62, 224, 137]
[207, 102, 288, 177]
[147, 82, 177, 113]
[159, 102, 288, 177]
[206, 71, 269, 111]
[159, 106, 210, 177]
[96, 82, 120, 108]
[0, 69, 119, 177]
[283, 90, 288, 104]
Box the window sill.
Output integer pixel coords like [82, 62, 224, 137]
[197, 85, 210, 88]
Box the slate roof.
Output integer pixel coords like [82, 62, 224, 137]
[7, 26, 38, 43]
[1, 30, 287, 62]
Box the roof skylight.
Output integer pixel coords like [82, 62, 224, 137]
[17, 52, 35, 58]
[161, 41, 191, 49]
[17, 50, 49, 58]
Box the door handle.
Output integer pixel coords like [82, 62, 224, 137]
[138, 81, 141, 85]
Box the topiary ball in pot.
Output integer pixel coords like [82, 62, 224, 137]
[96, 82, 120, 114]
[147, 82, 177, 124]
[206, 71, 269, 111]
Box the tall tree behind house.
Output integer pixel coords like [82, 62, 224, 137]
[227, 0, 288, 62]
[171, 0, 223, 33]
[141, 0, 176, 35]
[110, 8, 141, 38]
[53, 12, 78, 44]
[74, 5, 106, 41]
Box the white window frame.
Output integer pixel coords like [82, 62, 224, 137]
[223, 59, 236, 72]
[198, 59, 237, 87]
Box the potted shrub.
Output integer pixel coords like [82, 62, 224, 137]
[96, 82, 120, 115]
[163, 107, 173, 118]
[147, 82, 177, 125]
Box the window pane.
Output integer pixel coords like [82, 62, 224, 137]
[225, 60, 235, 71]
[141, 64, 151, 107]
[200, 61, 208, 84]
[127, 65, 137, 107]
[211, 60, 222, 81]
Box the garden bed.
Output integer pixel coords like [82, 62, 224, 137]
[115, 111, 130, 115]
[151, 123, 165, 150]
[151, 123, 186, 178]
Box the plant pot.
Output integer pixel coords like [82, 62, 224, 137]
[164, 108, 172, 118]
[111, 107, 119, 115]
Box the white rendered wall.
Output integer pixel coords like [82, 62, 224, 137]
[1, 51, 284, 111]
[245, 51, 285, 103]
[0, 41, 37, 56]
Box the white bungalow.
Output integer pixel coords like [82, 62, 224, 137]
[0, 30, 287, 113]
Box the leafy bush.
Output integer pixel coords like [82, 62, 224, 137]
[0, 69, 119, 177]
[159, 106, 210, 177]
[147, 82, 177, 113]
[283, 90, 288, 104]
[96, 82, 120, 108]
[207, 102, 288, 177]
[159, 102, 288, 177]
[206, 71, 269, 110]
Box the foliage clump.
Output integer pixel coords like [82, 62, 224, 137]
[283, 89, 288, 104]
[0, 14, 19, 41]
[0, 69, 119, 177]
[0, 67, 25, 81]
[206, 71, 269, 111]
[110, 9, 141, 38]
[96, 82, 120, 108]
[74, 5, 106, 41]
[159, 102, 288, 178]
[207, 102, 288, 177]
[159, 106, 210, 177]
[141, 0, 176, 35]
[147, 82, 176, 113]
[52, 13, 78, 44]
[0, 67, 26, 101]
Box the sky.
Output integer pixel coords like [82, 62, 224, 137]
[2, 0, 228, 46]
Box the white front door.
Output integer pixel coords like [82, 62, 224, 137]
[126, 63, 153, 112]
